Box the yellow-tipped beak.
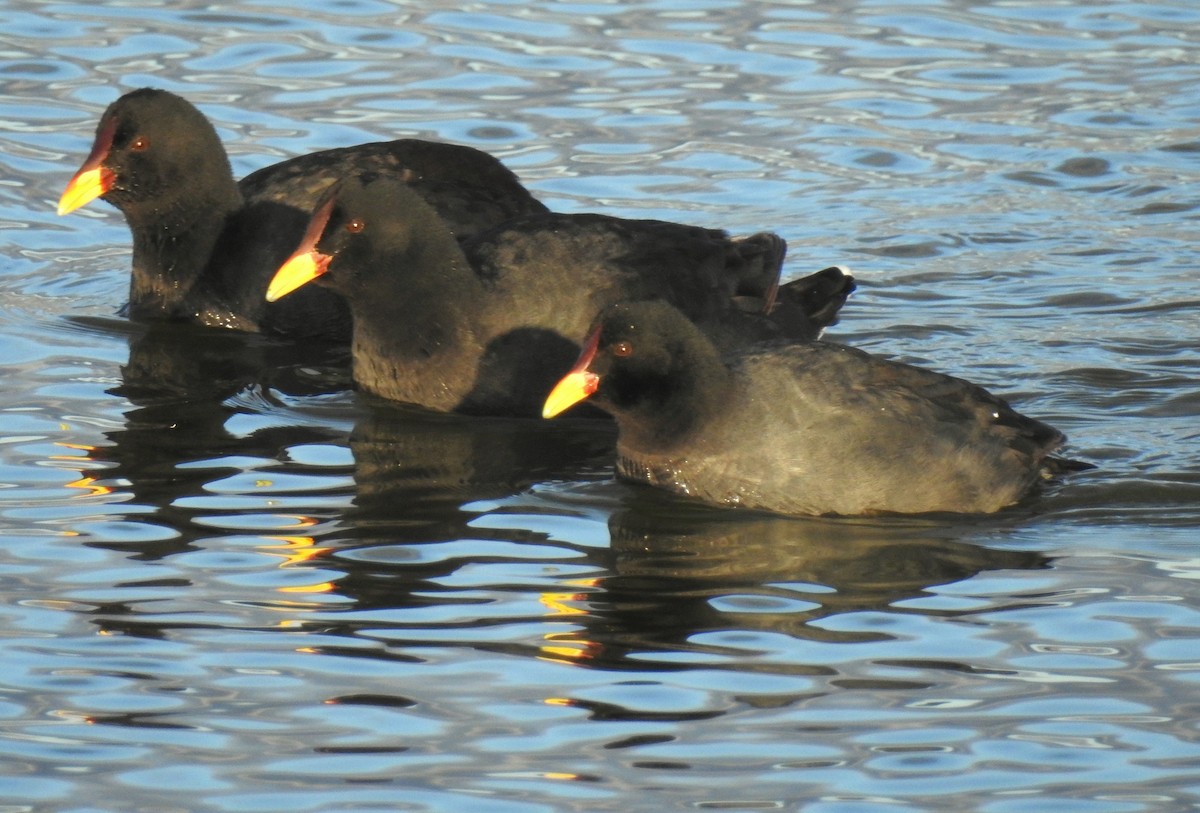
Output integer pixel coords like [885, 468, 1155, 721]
[542, 370, 599, 418]
[267, 190, 337, 302]
[543, 326, 603, 419]
[266, 250, 329, 302]
[60, 114, 118, 216]
[57, 166, 112, 216]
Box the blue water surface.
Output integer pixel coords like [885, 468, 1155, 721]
[1, 1, 1199, 811]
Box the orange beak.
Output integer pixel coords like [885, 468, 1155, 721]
[58, 116, 117, 216]
[265, 193, 336, 302]
[542, 325, 602, 418]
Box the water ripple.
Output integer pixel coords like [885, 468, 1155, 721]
[1, 1, 1199, 810]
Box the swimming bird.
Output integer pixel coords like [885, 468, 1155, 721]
[266, 174, 854, 417]
[543, 300, 1085, 516]
[57, 87, 547, 340]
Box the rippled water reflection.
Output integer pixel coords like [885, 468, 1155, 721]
[2, 1, 1199, 811]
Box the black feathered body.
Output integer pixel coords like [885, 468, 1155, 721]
[568, 301, 1075, 516]
[79, 88, 545, 340]
[315, 178, 851, 416]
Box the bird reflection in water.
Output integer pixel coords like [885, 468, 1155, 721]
[532, 496, 1049, 671]
[61, 316, 350, 566]
[73, 315, 1048, 680]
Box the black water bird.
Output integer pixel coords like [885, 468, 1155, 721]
[266, 174, 855, 417]
[58, 87, 547, 340]
[543, 300, 1087, 516]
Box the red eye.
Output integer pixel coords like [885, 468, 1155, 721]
[130, 135, 150, 152]
[346, 218, 365, 234]
[611, 341, 633, 358]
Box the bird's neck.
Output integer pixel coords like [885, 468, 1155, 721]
[618, 347, 734, 453]
[349, 251, 487, 412]
[351, 308, 482, 413]
[125, 183, 243, 318]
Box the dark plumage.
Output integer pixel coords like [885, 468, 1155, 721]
[57, 87, 546, 340]
[544, 300, 1086, 516]
[266, 174, 854, 417]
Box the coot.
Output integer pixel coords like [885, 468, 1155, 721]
[543, 300, 1086, 516]
[266, 174, 855, 417]
[57, 88, 547, 340]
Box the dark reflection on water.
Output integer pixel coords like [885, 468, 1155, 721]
[321, 408, 616, 619]
[600, 505, 1049, 653]
[4, 0, 1200, 810]
[349, 406, 614, 527]
[77, 316, 1056, 677]
[73, 319, 351, 560]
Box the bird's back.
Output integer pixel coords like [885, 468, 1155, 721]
[620, 341, 1066, 516]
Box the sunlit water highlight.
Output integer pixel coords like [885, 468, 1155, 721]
[1, 2, 1199, 811]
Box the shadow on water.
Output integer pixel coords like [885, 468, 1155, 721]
[549, 499, 1051, 672]
[70, 315, 615, 616]
[349, 401, 614, 523]
[312, 492, 1051, 678]
[67, 316, 353, 562]
[71, 315, 1050, 677]
[324, 405, 617, 613]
